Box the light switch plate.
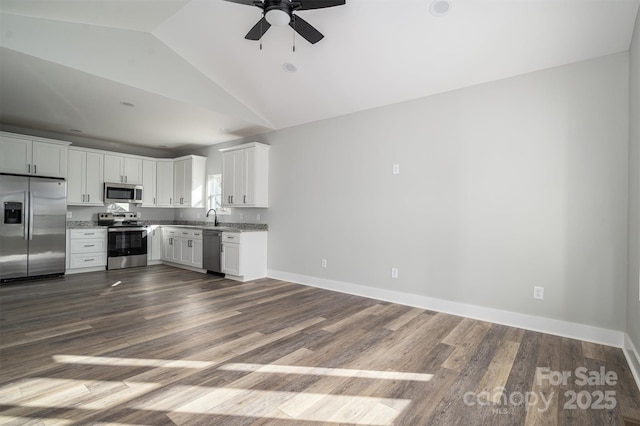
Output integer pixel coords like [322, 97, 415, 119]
[393, 164, 400, 174]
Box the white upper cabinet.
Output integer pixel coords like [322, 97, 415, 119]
[33, 142, 68, 178]
[173, 156, 206, 208]
[104, 154, 142, 184]
[0, 133, 69, 178]
[67, 148, 104, 205]
[142, 159, 157, 206]
[220, 142, 270, 208]
[156, 160, 174, 207]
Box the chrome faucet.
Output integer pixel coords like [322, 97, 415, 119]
[206, 208, 219, 226]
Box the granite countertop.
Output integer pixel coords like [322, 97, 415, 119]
[66, 221, 268, 232]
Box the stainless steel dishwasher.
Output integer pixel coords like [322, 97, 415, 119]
[203, 230, 223, 274]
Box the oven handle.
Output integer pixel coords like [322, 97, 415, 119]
[108, 227, 148, 233]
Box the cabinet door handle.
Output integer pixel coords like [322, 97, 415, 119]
[34, 165, 37, 174]
[153, 197, 156, 205]
[125, 176, 128, 183]
[84, 244, 95, 248]
[169, 237, 173, 245]
[87, 194, 90, 202]
[85, 233, 95, 235]
[170, 197, 172, 204]
[120, 175, 123, 182]
[28, 164, 31, 173]
[84, 258, 95, 262]
[243, 195, 246, 204]
[82, 194, 85, 202]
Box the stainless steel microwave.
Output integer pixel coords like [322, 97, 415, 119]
[104, 183, 143, 204]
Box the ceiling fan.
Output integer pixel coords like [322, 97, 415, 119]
[224, 0, 346, 45]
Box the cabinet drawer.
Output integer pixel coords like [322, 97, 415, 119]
[70, 238, 106, 254]
[70, 253, 106, 268]
[222, 233, 240, 243]
[70, 229, 106, 239]
[176, 229, 203, 239]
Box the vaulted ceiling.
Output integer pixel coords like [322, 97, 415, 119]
[0, 0, 638, 151]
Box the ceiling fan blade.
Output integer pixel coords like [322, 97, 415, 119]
[223, 0, 261, 6]
[245, 17, 271, 40]
[297, 0, 345, 11]
[290, 15, 323, 44]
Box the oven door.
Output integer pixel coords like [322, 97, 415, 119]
[107, 228, 148, 257]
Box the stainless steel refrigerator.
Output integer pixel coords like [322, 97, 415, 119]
[1, 174, 67, 282]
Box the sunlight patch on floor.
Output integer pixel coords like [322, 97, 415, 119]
[0, 378, 160, 411]
[53, 354, 215, 369]
[3, 355, 427, 425]
[0, 415, 73, 425]
[0, 377, 410, 425]
[142, 385, 411, 425]
[219, 363, 434, 382]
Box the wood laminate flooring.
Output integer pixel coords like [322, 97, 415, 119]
[0, 265, 639, 425]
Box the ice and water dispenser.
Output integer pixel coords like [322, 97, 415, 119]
[4, 202, 23, 224]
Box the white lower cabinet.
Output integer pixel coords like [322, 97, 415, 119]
[222, 231, 267, 282]
[161, 227, 203, 269]
[222, 237, 240, 276]
[66, 228, 107, 273]
[147, 225, 162, 263]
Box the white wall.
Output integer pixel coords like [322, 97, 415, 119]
[628, 9, 640, 352]
[199, 53, 630, 333]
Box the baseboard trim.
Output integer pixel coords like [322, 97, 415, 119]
[161, 261, 206, 274]
[267, 269, 625, 348]
[624, 334, 640, 392]
[65, 266, 105, 275]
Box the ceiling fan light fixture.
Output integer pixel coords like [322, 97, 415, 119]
[265, 9, 290, 26]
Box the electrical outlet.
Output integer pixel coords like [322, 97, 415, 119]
[137, 212, 141, 219]
[66, 211, 72, 219]
[391, 268, 399, 278]
[321, 259, 327, 268]
[393, 164, 400, 175]
[533, 286, 544, 300]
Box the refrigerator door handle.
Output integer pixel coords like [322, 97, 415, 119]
[23, 191, 29, 240]
[28, 191, 34, 240]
